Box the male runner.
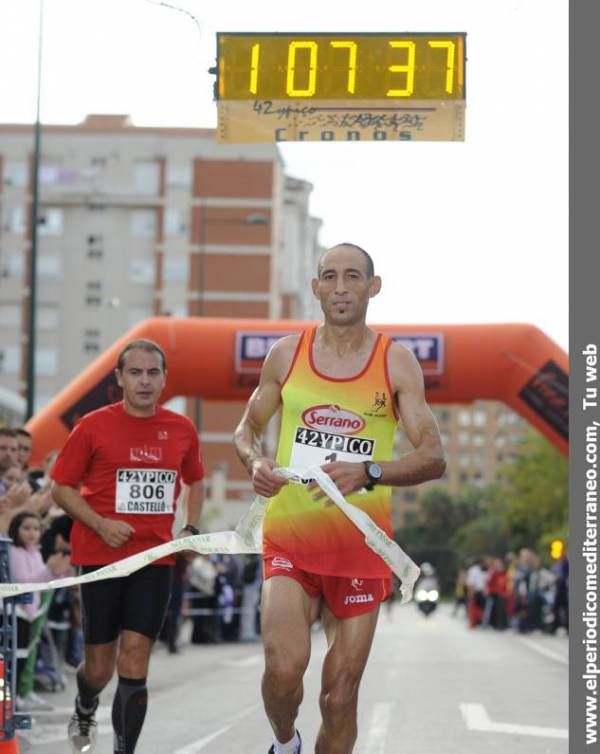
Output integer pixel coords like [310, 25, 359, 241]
[234, 244, 446, 754]
[51, 339, 204, 754]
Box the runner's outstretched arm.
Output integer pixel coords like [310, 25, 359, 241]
[233, 336, 298, 498]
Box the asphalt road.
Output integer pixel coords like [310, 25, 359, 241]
[17, 603, 568, 753]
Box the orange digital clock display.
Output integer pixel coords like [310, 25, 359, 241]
[217, 32, 466, 101]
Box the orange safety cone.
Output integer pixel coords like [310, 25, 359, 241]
[0, 657, 19, 753]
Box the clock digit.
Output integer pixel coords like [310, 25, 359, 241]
[428, 40, 456, 94]
[286, 41, 318, 97]
[386, 41, 416, 97]
[249, 43, 260, 95]
[330, 40, 358, 94]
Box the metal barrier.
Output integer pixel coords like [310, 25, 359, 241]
[0, 537, 31, 741]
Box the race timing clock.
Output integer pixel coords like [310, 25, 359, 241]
[215, 32, 466, 143]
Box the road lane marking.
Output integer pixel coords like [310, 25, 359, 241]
[518, 637, 568, 665]
[173, 702, 261, 753]
[460, 703, 568, 739]
[363, 702, 392, 752]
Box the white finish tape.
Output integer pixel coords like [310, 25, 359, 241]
[0, 466, 420, 603]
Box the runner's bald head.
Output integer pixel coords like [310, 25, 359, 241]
[317, 243, 375, 279]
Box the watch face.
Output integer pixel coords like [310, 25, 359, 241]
[368, 463, 383, 481]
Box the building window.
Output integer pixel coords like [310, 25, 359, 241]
[38, 256, 62, 279]
[91, 157, 107, 168]
[457, 409, 471, 426]
[4, 254, 24, 278]
[0, 305, 20, 328]
[459, 452, 470, 467]
[495, 434, 507, 447]
[38, 208, 64, 236]
[84, 342, 101, 354]
[130, 209, 156, 238]
[86, 281, 102, 291]
[133, 160, 160, 195]
[85, 295, 102, 307]
[129, 259, 155, 285]
[87, 234, 104, 259]
[459, 472, 469, 484]
[404, 511, 417, 526]
[164, 257, 187, 283]
[473, 409, 487, 427]
[166, 164, 191, 189]
[440, 431, 450, 446]
[404, 491, 417, 502]
[165, 208, 187, 237]
[35, 348, 58, 376]
[458, 431, 470, 446]
[3, 161, 27, 188]
[473, 473, 484, 486]
[473, 433, 485, 447]
[85, 328, 101, 338]
[8, 206, 26, 234]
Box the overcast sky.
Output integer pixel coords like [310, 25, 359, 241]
[0, 0, 568, 350]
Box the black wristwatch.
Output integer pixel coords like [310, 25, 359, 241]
[182, 524, 200, 536]
[363, 461, 384, 491]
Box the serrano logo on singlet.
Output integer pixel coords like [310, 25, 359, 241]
[302, 405, 365, 435]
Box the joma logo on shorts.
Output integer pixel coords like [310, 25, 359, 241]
[344, 593, 374, 605]
[302, 405, 365, 434]
[272, 557, 293, 570]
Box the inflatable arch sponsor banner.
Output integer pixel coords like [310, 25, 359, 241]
[26, 318, 568, 464]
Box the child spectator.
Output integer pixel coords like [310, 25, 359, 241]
[8, 511, 71, 711]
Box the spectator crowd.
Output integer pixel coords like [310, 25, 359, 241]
[0, 426, 263, 714]
[455, 548, 569, 634]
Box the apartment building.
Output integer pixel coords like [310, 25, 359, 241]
[0, 114, 323, 526]
[393, 400, 529, 529]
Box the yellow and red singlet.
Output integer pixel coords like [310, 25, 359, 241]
[264, 327, 399, 578]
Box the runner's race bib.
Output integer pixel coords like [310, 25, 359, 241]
[289, 427, 375, 483]
[115, 469, 177, 514]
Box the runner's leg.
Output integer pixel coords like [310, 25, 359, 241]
[315, 604, 380, 754]
[261, 575, 320, 745]
[112, 630, 153, 754]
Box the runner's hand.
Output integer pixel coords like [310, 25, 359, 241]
[176, 528, 199, 561]
[251, 457, 288, 498]
[309, 461, 368, 503]
[96, 518, 136, 548]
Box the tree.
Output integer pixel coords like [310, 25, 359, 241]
[501, 430, 568, 552]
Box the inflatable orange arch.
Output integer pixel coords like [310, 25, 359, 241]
[26, 318, 568, 465]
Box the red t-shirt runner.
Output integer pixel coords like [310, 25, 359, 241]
[51, 402, 204, 566]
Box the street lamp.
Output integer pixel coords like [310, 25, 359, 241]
[25, 0, 44, 420]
